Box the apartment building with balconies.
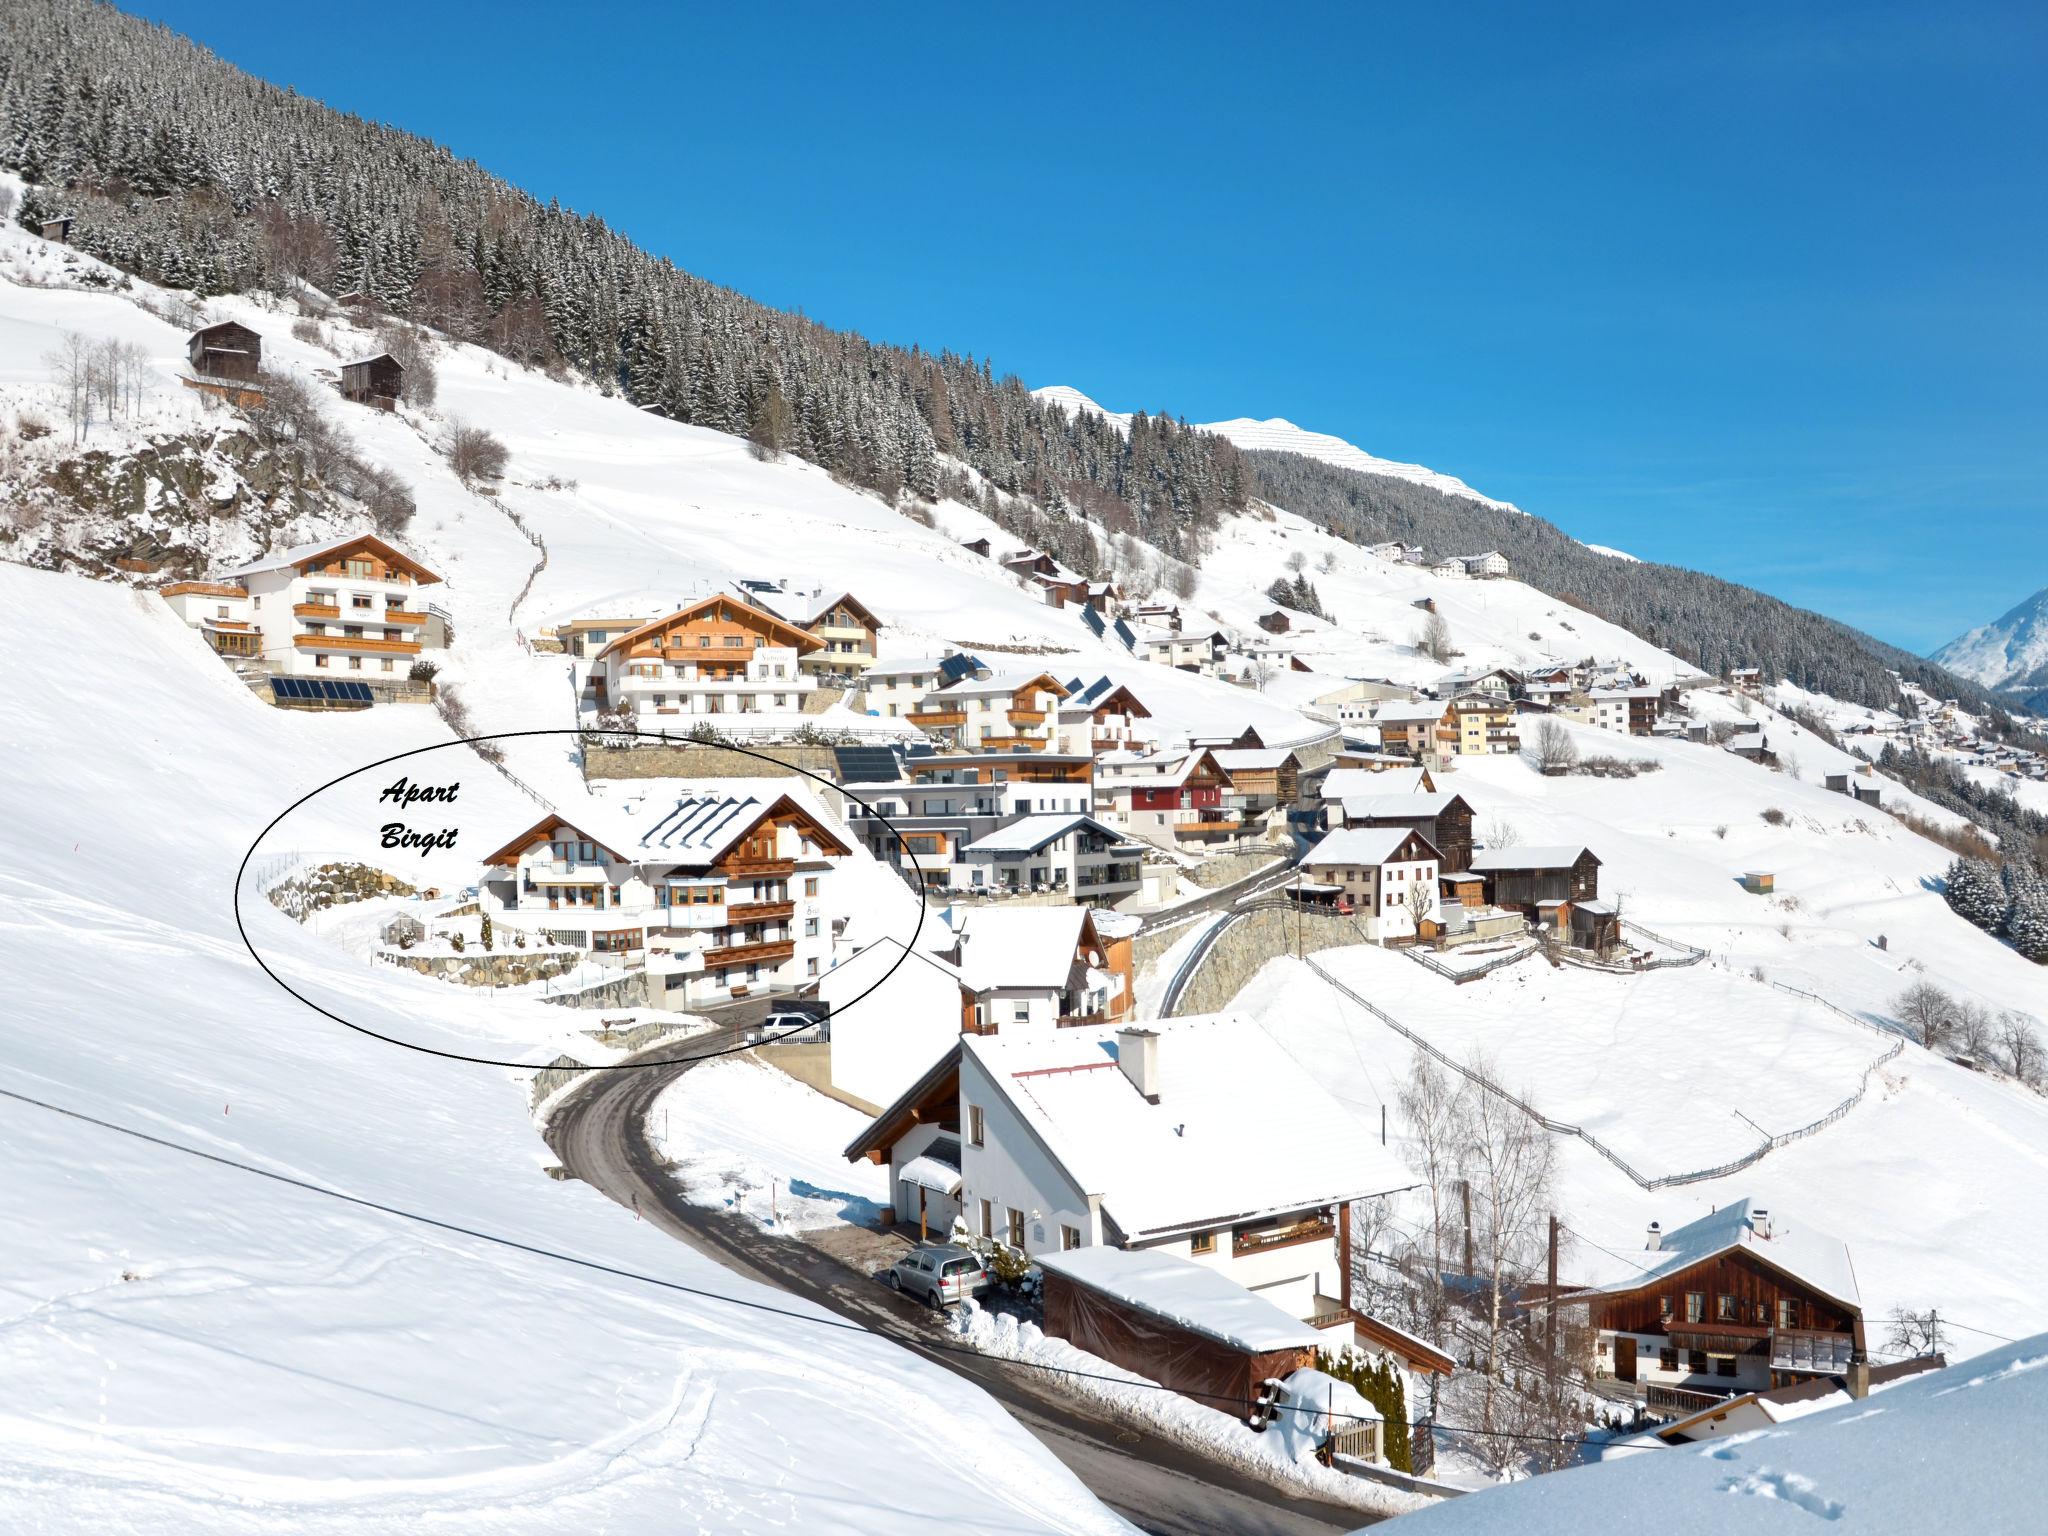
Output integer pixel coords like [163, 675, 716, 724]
[585, 594, 822, 718]
[180, 533, 444, 680]
[909, 671, 1069, 751]
[476, 781, 851, 1006]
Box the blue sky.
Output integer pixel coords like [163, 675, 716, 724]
[138, 1, 2046, 651]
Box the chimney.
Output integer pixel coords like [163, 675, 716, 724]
[1846, 1358, 1872, 1400]
[1752, 1208, 1773, 1241]
[1646, 1221, 1662, 1253]
[1116, 1026, 1161, 1104]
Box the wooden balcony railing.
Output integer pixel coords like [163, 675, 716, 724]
[726, 899, 794, 924]
[1233, 1214, 1334, 1257]
[704, 937, 795, 969]
[293, 602, 340, 620]
[913, 708, 969, 727]
[292, 633, 422, 655]
[720, 856, 795, 878]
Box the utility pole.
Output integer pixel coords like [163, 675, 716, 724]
[1460, 1179, 1474, 1279]
[1545, 1214, 1560, 1382]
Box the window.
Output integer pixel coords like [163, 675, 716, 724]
[1659, 1347, 1679, 1372]
[314, 654, 329, 668]
[806, 958, 819, 976]
[1658, 1295, 1672, 1322]
[1716, 1294, 1739, 1323]
[352, 594, 373, 609]
[1688, 1350, 1708, 1375]
[1012, 1002, 1030, 1023]
[1685, 1292, 1705, 1324]
[346, 559, 373, 578]
[803, 917, 819, 937]
[968, 1104, 984, 1147]
[1007, 1208, 1025, 1249]
[805, 877, 820, 897]
[1189, 1231, 1216, 1256]
[381, 659, 395, 673]
[1061, 1224, 1081, 1251]
[1778, 1299, 1797, 1330]
[1713, 1355, 1739, 1378]
[348, 656, 363, 670]
[216, 605, 230, 618]
[979, 1199, 992, 1239]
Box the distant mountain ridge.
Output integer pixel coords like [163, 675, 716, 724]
[1933, 586, 2048, 699]
[1031, 385, 1521, 513]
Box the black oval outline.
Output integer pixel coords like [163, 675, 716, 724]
[233, 727, 928, 1069]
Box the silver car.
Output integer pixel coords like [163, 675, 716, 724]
[884, 1244, 989, 1309]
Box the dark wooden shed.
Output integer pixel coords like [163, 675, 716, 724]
[188, 321, 263, 381]
[40, 214, 74, 243]
[340, 353, 404, 408]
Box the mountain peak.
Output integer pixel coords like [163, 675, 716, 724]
[1932, 585, 2048, 691]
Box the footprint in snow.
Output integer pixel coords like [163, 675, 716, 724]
[1718, 1467, 1845, 1520]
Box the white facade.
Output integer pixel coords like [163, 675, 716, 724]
[821, 939, 964, 1111]
[1302, 828, 1441, 941]
[603, 644, 813, 717]
[221, 536, 441, 680]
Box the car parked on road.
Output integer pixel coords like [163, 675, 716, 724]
[884, 1244, 989, 1309]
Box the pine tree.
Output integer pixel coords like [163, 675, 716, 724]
[1943, 858, 2007, 931]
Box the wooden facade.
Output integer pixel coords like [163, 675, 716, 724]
[1481, 849, 1600, 911]
[340, 353, 404, 406]
[188, 321, 262, 380]
[1586, 1247, 1864, 1386]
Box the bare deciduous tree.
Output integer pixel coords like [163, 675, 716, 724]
[44, 331, 93, 443]
[1460, 1053, 1556, 1439]
[1531, 717, 1579, 776]
[1999, 1012, 2044, 1087]
[445, 420, 509, 484]
[1418, 610, 1454, 664]
[1397, 1055, 1472, 1422]
[1884, 1306, 1947, 1358]
[1893, 980, 1953, 1050]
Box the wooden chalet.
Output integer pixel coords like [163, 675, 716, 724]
[960, 536, 992, 557]
[188, 321, 262, 380]
[340, 353, 403, 408]
[1341, 790, 1474, 870]
[1561, 1200, 1866, 1410]
[1258, 609, 1291, 634]
[587, 593, 822, 712]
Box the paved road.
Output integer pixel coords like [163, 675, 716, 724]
[546, 1038, 1373, 1536]
[1139, 862, 1302, 935]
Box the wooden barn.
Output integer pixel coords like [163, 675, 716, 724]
[39, 214, 74, 243]
[340, 353, 404, 408]
[1469, 845, 1601, 914]
[188, 321, 262, 381]
[1258, 609, 1292, 634]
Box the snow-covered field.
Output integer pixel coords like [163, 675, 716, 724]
[648, 1057, 889, 1233]
[0, 562, 1136, 1534]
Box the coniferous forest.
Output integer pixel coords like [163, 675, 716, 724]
[0, 0, 2011, 714]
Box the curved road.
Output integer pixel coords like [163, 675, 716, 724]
[545, 1034, 1373, 1536]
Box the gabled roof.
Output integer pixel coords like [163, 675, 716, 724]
[951, 906, 1098, 992]
[1563, 1199, 1861, 1313]
[754, 587, 883, 631]
[1210, 747, 1295, 771]
[479, 781, 849, 869]
[223, 532, 441, 585]
[929, 670, 1068, 700]
[593, 594, 822, 661]
[965, 1013, 1414, 1240]
[1303, 825, 1441, 868]
[340, 352, 401, 369]
[959, 812, 1132, 857]
[1470, 845, 1597, 872]
[1341, 791, 1467, 821]
[1374, 699, 1450, 725]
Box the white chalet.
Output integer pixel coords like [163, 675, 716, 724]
[844, 1012, 1415, 1333]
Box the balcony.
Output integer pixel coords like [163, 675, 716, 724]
[1646, 1384, 1736, 1417]
[1771, 1330, 1855, 1374]
[1007, 708, 1049, 725]
[704, 937, 796, 969]
[293, 633, 422, 655]
[913, 708, 969, 727]
[1233, 1214, 1335, 1257]
[381, 609, 428, 627]
[1174, 819, 1242, 836]
[726, 899, 794, 924]
[721, 855, 795, 878]
[293, 602, 340, 620]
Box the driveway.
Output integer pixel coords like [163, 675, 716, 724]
[545, 1037, 1376, 1535]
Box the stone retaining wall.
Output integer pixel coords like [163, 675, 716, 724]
[1171, 908, 1362, 1015]
[582, 742, 844, 813]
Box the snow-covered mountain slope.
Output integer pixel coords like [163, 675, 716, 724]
[1396, 1332, 2048, 1535]
[1932, 585, 2048, 692]
[1031, 384, 1521, 512]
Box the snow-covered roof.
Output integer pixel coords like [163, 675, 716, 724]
[1210, 747, 1294, 771]
[950, 907, 1090, 991]
[484, 779, 846, 870]
[1374, 700, 1449, 724]
[1470, 845, 1594, 872]
[221, 531, 439, 583]
[1320, 766, 1428, 801]
[1340, 791, 1460, 821]
[865, 655, 949, 678]
[1304, 826, 1438, 867]
[1035, 1246, 1329, 1353]
[959, 812, 1130, 856]
[1564, 1199, 1861, 1312]
[970, 1013, 1414, 1241]
[899, 1149, 961, 1196]
[930, 670, 1062, 698]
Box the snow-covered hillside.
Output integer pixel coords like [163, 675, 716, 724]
[1932, 584, 2048, 693]
[1031, 384, 1521, 512]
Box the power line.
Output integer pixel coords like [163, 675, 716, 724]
[0, 1085, 1980, 1451]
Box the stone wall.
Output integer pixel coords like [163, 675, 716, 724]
[528, 1018, 704, 1113]
[378, 949, 581, 988]
[1170, 908, 1363, 1015]
[1185, 850, 1285, 889]
[582, 742, 844, 813]
[539, 970, 654, 1010]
